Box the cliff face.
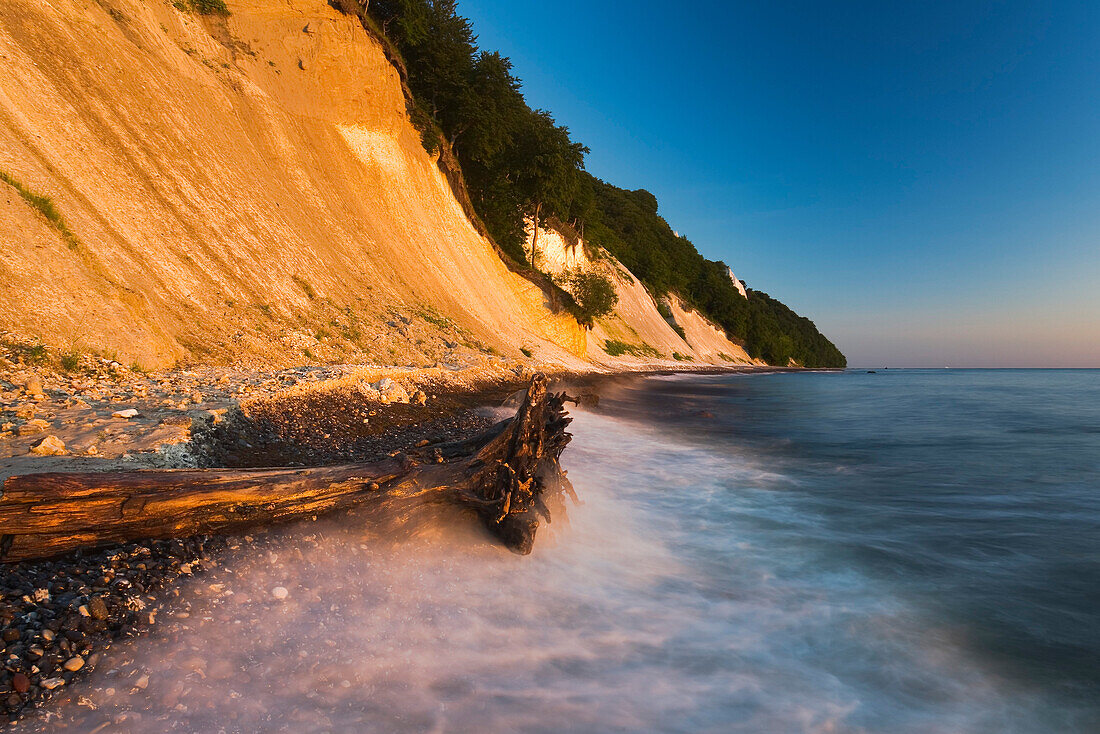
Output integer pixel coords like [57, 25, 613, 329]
[0, 0, 586, 368]
[525, 225, 760, 366]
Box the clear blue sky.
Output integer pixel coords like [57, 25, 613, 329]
[457, 0, 1100, 367]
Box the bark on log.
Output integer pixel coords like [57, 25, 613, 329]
[1, 374, 574, 563]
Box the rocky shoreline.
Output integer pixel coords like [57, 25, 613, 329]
[1, 535, 230, 723]
[0, 343, 538, 723]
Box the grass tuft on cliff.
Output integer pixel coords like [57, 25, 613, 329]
[604, 340, 661, 359]
[173, 0, 229, 15]
[0, 170, 80, 251]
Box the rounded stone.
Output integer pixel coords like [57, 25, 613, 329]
[29, 434, 67, 456]
[87, 596, 109, 620]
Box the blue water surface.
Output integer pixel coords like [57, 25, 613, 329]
[593, 368, 1100, 730]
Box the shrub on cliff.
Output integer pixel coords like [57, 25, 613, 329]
[561, 269, 618, 328]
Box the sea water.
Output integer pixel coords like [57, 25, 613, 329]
[21, 370, 1100, 732]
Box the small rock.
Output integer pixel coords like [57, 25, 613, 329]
[373, 378, 409, 404]
[112, 408, 139, 419]
[30, 435, 67, 456]
[134, 674, 149, 690]
[24, 376, 44, 397]
[411, 389, 427, 406]
[271, 586, 289, 600]
[40, 677, 65, 690]
[87, 596, 109, 620]
[17, 418, 50, 436]
[64, 656, 85, 672]
[11, 672, 30, 694]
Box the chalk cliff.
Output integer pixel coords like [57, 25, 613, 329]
[0, 0, 587, 368]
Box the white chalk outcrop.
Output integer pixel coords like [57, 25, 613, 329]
[726, 266, 748, 299]
[525, 223, 759, 366]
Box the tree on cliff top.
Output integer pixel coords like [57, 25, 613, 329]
[511, 109, 588, 265]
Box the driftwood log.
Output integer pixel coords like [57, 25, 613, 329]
[0, 374, 575, 563]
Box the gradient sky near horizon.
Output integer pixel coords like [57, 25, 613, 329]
[458, 0, 1100, 367]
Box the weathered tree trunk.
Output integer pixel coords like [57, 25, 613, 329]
[0, 375, 574, 563]
[530, 201, 542, 266]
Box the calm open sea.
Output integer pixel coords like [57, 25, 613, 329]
[22, 369, 1100, 733]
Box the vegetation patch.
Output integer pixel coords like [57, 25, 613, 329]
[604, 340, 661, 359]
[0, 337, 49, 366]
[560, 269, 618, 328]
[363, 2, 587, 265]
[672, 352, 694, 362]
[327, 306, 365, 344]
[59, 351, 82, 372]
[0, 170, 81, 251]
[176, 0, 229, 15]
[520, 347, 533, 358]
[415, 306, 455, 331]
